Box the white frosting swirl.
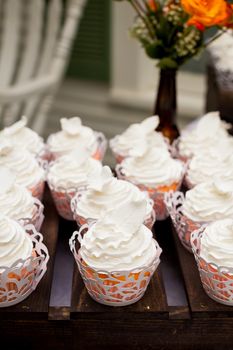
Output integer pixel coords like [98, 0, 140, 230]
[0, 216, 33, 269]
[186, 150, 233, 186]
[178, 112, 231, 159]
[110, 116, 168, 157]
[0, 141, 45, 188]
[183, 180, 233, 222]
[0, 116, 45, 156]
[75, 166, 153, 220]
[200, 219, 233, 268]
[47, 150, 102, 190]
[0, 168, 35, 220]
[119, 148, 183, 187]
[47, 117, 98, 156]
[79, 199, 159, 271]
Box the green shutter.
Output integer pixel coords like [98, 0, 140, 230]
[67, 0, 111, 82]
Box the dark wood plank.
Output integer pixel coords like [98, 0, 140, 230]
[48, 219, 77, 320]
[171, 223, 233, 318]
[71, 264, 168, 319]
[0, 187, 59, 320]
[154, 219, 190, 320]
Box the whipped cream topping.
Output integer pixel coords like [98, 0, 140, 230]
[47, 149, 103, 190]
[200, 219, 233, 268]
[0, 140, 45, 188]
[183, 180, 233, 222]
[75, 166, 153, 220]
[47, 117, 98, 156]
[118, 147, 183, 187]
[79, 199, 159, 271]
[186, 149, 233, 186]
[0, 216, 33, 269]
[0, 116, 45, 155]
[110, 116, 168, 157]
[178, 112, 231, 159]
[0, 168, 35, 220]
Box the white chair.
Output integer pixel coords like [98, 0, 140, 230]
[0, 0, 87, 129]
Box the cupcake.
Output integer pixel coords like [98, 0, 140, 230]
[185, 146, 233, 189]
[110, 116, 169, 163]
[70, 199, 162, 306]
[71, 166, 156, 229]
[175, 111, 232, 161]
[165, 180, 233, 252]
[47, 117, 107, 161]
[0, 116, 47, 162]
[191, 219, 233, 305]
[0, 216, 49, 306]
[116, 147, 184, 220]
[47, 149, 103, 220]
[0, 168, 44, 231]
[0, 139, 45, 201]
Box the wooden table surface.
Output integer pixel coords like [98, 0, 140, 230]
[0, 189, 233, 350]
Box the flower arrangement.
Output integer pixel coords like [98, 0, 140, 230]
[115, 0, 233, 69]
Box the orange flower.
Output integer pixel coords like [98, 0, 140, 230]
[181, 0, 233, 27]
[148, 0, 157, 12]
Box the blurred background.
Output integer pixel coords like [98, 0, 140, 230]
[45, 0, 207, 164]
[0, 0, 231, 166]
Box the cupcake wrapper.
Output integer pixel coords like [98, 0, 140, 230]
[29, 180, 45, 202]
[71, 191, 156, 230]
[191, 228, 233, 306]
[49, 186, 78, 221]
[70, 227, 162, 306]
[116, 164, 184, 221]
[48, 132, 108, 162]
[92, 132, 108, 161]
[171, 138, 189, 163]
[164, 191, 207, 253]
[0, 225, 49, 307]
[19, 197, 45, 232]
[111, 150, 126, 164]
[36, 145, 51, 165]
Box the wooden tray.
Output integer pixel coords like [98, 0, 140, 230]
[0, 190, 233, 350]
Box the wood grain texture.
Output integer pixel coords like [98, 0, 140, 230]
[171, 225, 233, 318]
[0, 187, 59, 320]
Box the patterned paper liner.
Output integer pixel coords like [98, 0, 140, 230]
[0, 224, 49, 307]
[48, 184, 79, 221]
[171, 138, 190, 163]
[36, 144, 51, 164]
[29, 180, 45, 202]
[191, 228, 233, 306]
[164, 191, 207, 253]
[70, 190, 156, 230]
[115, 164, 184, 221]
[19, 197, 45, 232]
[69, 226, 162, 306]
[48, 131, 108, 162]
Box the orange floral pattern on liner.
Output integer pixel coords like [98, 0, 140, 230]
[191, 227, 233, 306]
[50, 188, 76, 221]
[0, 226, 49, 307]
[165, 191, 206, 253]
[29, 180, 45, 202]
[70, 228, 161, 307]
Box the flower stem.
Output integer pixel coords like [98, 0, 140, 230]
[129, 0, 155, 39]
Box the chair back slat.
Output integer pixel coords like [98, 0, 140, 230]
[37, 0, 63, 76]
[16, 0, 45, 82]
[0, 0, 21, 87]
[3, 0, 45, 125]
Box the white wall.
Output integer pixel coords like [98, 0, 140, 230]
[110, 2, 205, 120]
